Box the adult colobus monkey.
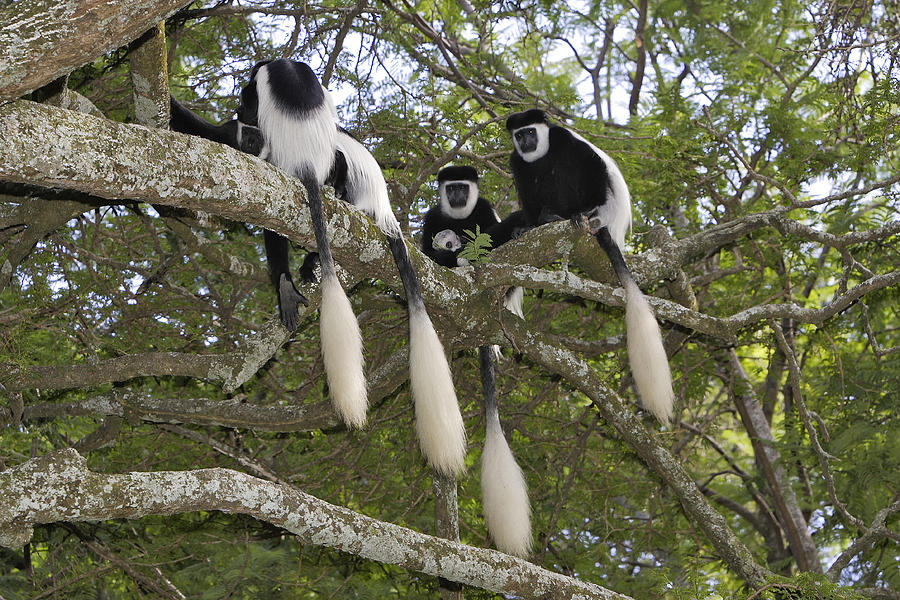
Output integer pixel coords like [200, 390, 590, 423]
[421, 166, 531, 556]
[496, 109, 674, 424]
[236, 60, 466, 475]
[423, 166, 497, 265]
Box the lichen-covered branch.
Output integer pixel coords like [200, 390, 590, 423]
[1, 316, 292, 393]
[4, 390, 341, 433]
[129, 22, 170, 128]
[2, 346, 411, 433]
[0, 449, 633, 600]
[0, 0, 189, 101]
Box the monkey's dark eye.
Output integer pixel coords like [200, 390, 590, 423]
[515, 127, 538, 153]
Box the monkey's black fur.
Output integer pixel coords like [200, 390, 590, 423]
[421, 166, 499, 267]
[498, 109, 675, 425]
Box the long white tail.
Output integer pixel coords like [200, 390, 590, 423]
[479, 344, 531, 557]
[319, 274, 368, 428]
[482, 420, 532, 557]
[386, 235, 466, 476]
[594, 228, 674, 424]
[301, 175, 368, 429]
[409, 306, 467, 476]
[623, 278, 674, 424]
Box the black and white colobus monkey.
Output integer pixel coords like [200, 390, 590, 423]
[421, 166, 531, 557]
[422, 166, 524, 316]
[236, 59, 466, 475]
[422, 166, 498, 267]
[498, 109, 674, 424]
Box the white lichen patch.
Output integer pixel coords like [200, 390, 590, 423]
[357, 236, 385, 264]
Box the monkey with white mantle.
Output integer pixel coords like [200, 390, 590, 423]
[172, 60, 466, 476]
[492, 109, 675, 424]
[421, 166, 531, 557]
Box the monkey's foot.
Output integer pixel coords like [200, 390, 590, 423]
[278, 273, 309, 331]
[570, 206, 605, 235]
[570, 212, 591, 233]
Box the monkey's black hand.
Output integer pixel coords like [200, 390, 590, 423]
[570, 212, 591, 233]
[240, 125, 266, 156]
[298, 252, 320, 284]
[278, 273, 309, 331]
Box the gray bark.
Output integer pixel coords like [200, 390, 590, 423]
[0, 0, 189, 101]
[0, 449, 633, 600]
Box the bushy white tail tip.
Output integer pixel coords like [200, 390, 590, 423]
[482, 423, 532, 557]
[624, 280, 674, 425]
[319, 275, 368, 428]
[409, 310, 467, 476]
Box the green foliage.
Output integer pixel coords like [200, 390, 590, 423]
[3, 0, 900, 597]
[458, 226, 494, 264]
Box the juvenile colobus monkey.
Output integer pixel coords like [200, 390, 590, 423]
[496, 109, 674, 424]
[234, 60, 466, 475]
[421, 166, 531, 557]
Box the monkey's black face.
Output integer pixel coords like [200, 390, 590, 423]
[444, 183, 471, 208]
[514, 127, 539, 154]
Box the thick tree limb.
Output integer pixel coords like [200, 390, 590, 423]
[2, 346, 411, 433]
[0, 100, 441, 304]
[0, 0, 189, 101]
[129, 22, 170, 128]
[5, 390, 341, 433]
[728, 349, 822, 573]
[0, 449, 633, 600]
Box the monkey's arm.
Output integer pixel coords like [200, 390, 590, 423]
[483, 210, 531, 248]
[169, 95, 239, 149]
[423, 243, 462, 268]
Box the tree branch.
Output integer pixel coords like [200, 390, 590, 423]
[1, 316, 293, 393]
[0, 449, 633, 600]
[727, 349, 822, 573]
[502, 317, 772, 587]
[0, 0, 189, 101]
